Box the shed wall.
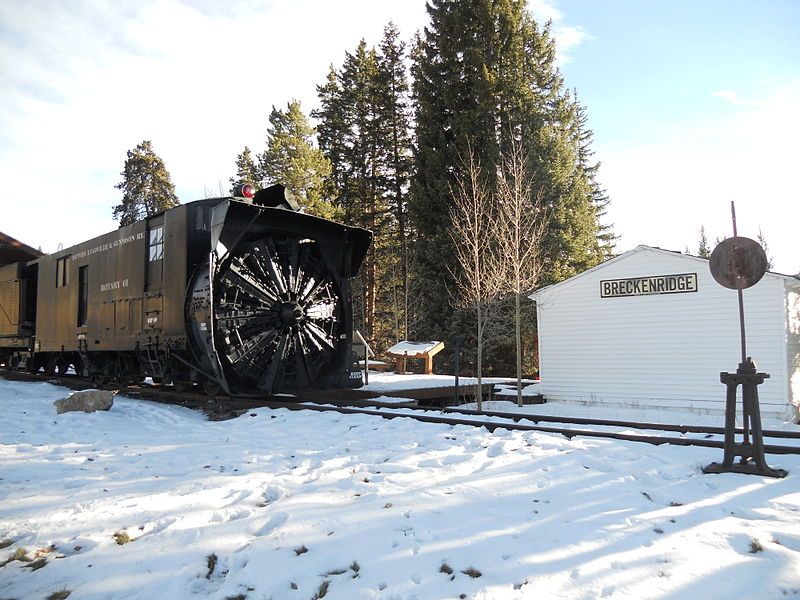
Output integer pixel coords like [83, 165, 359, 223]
[535, 249, 792, 419]
[786, 288, 800, 419]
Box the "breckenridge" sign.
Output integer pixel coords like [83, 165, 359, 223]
[600, 273, 698, 298]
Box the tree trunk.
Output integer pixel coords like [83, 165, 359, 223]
[515, 291, 523, 407]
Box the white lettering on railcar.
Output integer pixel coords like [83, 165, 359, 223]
[100, 278, 129, 292]
[72, 232, 146, 261]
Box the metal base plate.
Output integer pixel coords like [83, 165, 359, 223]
[703, 461, 787, 478]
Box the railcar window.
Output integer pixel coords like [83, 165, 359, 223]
[56, 256, 69, 287]
[149, 226, 164, 261]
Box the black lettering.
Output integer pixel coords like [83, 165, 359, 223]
[657, 279, 666, 292]
[602, 282, 611, 297]
[677, 277, 686, 291]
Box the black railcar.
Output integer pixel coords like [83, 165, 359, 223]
[2, 185, 371, 395]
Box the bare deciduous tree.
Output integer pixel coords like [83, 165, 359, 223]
[449, 149, 506, 411]
[496, 142, 548, 407]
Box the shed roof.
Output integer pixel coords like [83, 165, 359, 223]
[530, 245, 800, 299]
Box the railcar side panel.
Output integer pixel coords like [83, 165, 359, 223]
[36, 220, 148, 352]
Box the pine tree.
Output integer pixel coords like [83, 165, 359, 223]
[315, 66, 349, 204]
[259, 101, 338, 220]
[410, 0, 610, 369]
[375, 23, 414, 341]
[410, 0, 498, 347]
[229, 146, 260, 193]
[314, 31, 413, 352]
[337, 42, 386, 345]
[697, 226, 711, 258]
[757, 227, 774, 269]
[113, 140, 179, 226]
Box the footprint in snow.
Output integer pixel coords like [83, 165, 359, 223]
[374, 463, 416, 474]
[260, 485, 284, 505]
[211, 507, 252, 523]
[142, 516, 178, 535]
[224, 489, 252, 504]
[771, 533, 800, 552]
[252, 512, 289, 536]
[486, 442, 505, 458]
[441, 454, 471, 465]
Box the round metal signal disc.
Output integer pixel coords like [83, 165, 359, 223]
[709, 236, 768, 290]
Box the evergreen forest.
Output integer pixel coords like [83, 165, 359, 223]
[119, 1, 615, 378]
[320, 3, 613, 377]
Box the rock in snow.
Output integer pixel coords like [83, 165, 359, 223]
[53, 389, 115, 414]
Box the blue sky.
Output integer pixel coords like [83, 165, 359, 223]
[1, 0, 797, 272]
[561, 0, 799, 140]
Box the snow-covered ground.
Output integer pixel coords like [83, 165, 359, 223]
[2, 377, 800, 600]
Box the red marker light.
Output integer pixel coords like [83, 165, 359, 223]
[241, 184, 256, 199]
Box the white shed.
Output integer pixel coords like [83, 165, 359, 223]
[529, 245, 800, 421]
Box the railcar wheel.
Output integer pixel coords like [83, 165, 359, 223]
[202, 379, 221, 398]
[214, 235, 345, 393]
[92, 374, 111, 388]
[173, 380, 193, 393]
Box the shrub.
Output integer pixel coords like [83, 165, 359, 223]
[206, 553, 218, 579]
[113, 532, 132, 546]
[462, 566, 482, 578]
[311, 580, 329, 599]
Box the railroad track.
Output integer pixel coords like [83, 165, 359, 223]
[4, 370, 800, 456]
[254, 398, 800, 456]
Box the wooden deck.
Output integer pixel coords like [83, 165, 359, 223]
[295, 383, 497, 407]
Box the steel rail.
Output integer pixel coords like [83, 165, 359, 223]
[258, 399, 800, 456]
[443, 405, 800, 439]
[286, 394, 800, 440]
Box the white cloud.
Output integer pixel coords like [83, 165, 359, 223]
[528, 0, 593, 64]
[712, 90, 766, 107]
[0, 0, 592, 254]
[598, 81, 800, 274]
[0, 0, 428, 252]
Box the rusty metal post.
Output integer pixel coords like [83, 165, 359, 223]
[704, 201, 786, 478]
[704, 358, 786, 477]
